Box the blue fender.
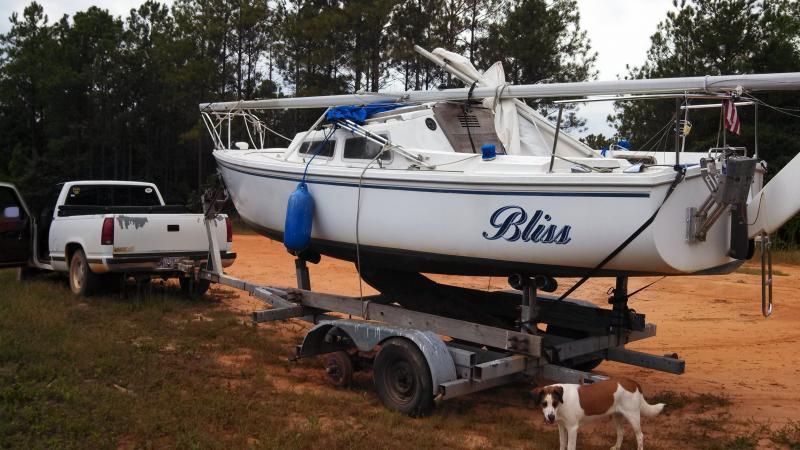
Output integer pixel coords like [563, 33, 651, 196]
[284, 182, 314, 252]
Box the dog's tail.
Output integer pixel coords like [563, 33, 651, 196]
[639, 396, 665, 417]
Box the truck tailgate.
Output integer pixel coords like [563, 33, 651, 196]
[112, 214, 225, 255]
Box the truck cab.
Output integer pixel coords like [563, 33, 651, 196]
[0, 182, 33, 268]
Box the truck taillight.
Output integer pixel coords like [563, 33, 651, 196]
[101, 217, 114, 245]
[225, 217, 233, 243]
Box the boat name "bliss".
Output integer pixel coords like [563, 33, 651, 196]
[482, 206, 572, 244]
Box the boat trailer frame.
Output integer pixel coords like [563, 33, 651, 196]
[176, 212, 684, 414]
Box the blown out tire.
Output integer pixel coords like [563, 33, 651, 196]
[373, 338, 434, 417]
[322, 351, 354, 388]
[69, 249, 99, 297]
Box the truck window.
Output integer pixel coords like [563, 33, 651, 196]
[65, 185, 161, 207]
[0, 188, 23, 231]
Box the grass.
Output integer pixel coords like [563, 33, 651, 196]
[771, 421, 800, 449]
[751, 248, 800, 266]
[0, 269, 791, 449]
[0, 269, 582, 450]
[649, 390, 732, 415]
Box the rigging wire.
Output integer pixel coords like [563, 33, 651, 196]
[741, 94, 800, 119]
[640, 113, 678, 155]
[354, 141, 393, 302]
[256, 116, 293, 143]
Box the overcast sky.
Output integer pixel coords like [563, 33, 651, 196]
[0, 0, 675, 137]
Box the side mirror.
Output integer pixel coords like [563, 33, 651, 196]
[3, 206, 20, 219]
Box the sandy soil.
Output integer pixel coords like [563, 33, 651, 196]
[223, 233, 800, 426]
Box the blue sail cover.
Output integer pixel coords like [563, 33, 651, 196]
[326, 103, 407, 124]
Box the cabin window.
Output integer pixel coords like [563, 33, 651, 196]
[298, 140, 336, 158]
[343, 135, 391, 161]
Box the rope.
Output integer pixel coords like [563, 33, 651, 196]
[301, 126, 337, 183]
[627, 276, 666, 299]
[464, 81, 479, 154]
[354, 143, 391, 302]
[558, 167, 686, 301]
[491, 83, 510, 111]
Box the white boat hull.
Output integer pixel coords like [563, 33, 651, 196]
[216, 150, 743, 277]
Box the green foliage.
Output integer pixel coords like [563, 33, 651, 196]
[608, 0, 800, 246]
[611, 0, 800, 163]
[0, 269, 596, 449]
[580, 133, 616, 150]
[0, 0, 597, 212]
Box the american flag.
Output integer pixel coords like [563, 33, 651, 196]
[723, 98, 741, 135]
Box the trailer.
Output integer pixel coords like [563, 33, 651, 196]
[178, 198, 685, 416]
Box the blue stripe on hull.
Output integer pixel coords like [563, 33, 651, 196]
[216, 159, 651, 198]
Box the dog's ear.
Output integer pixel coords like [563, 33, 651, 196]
[531, 387, 544, 404]
[552, 386, 564, 404]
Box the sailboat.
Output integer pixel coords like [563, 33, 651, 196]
[199, 47, 800, 282]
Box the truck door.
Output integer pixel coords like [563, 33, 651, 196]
[0, 185, 32, 267]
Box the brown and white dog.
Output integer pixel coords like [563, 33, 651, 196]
[532, 378, 664, 450]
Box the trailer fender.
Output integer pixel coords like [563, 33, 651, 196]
[297, 319, 457, 393]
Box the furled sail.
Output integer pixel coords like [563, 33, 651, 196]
[427, 48, 595, 158]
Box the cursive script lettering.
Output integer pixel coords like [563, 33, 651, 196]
[482, 206, 572, 244]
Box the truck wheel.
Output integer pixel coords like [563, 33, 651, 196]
[373, 338, 434, 417]
[179, 276, 210, 299]
[69, 249, 99, 296]
[323, 351, 354, 387]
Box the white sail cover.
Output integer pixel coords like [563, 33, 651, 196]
[431, 48, 594, 157]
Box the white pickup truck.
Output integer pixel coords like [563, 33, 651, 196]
[0, 180, 235, 296]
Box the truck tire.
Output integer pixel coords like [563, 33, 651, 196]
[69, 249, 99, 297]
[179, 276, 210, 299]
[373, 338, 434, 417]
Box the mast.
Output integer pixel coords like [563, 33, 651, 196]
[200, 72, 800, 112]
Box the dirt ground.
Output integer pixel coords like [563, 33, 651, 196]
[222, 233, 800, 427]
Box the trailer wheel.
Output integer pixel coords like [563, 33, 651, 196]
[373, 338, 434, 417]
[179, 276, 210, 299]
[323, 351, 353, 387]
[69, 249, 99, 297]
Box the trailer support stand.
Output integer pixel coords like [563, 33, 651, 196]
[521, 279, 537, 334]
[509, 274, 538, 334]
[609, 276, 629, 333]
[295, 258, 311, 290]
